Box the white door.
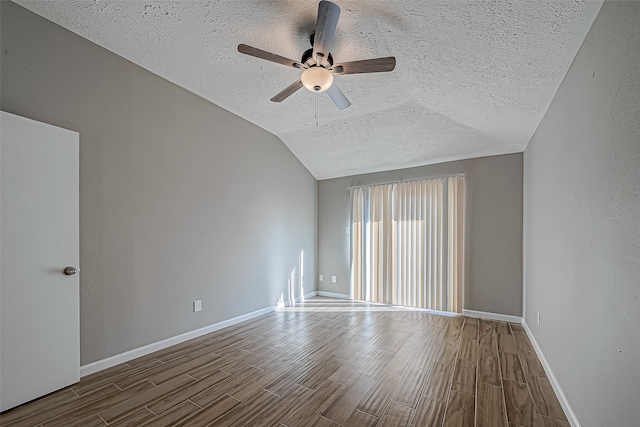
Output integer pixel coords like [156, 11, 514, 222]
[0, 111, 80, 412]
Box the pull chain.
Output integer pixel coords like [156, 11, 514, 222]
[315, 92, 319, 127]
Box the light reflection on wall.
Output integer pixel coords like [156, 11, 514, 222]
[276, 250, 306, 309]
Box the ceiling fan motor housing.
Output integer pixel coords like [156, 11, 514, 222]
[302, 47, 333, 68]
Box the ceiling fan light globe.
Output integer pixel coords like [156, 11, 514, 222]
[301, 67, 333, 92]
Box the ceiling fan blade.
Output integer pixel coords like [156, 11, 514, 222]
[313, 1, 340, 64]
[238, 44, 304, 70]
[332, 57, 396, 75]
[326, 82, 351, 110]
[270, 80, 304, 102]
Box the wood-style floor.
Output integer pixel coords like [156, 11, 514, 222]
[1, 297, 569, 427]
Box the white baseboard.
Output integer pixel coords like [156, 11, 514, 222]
[462, 309, 523, 324]
[316, 291, 351, 300]
[80, 292, 316, 377]
[279, 291, 318, 307]
[523, 321, 580, 427]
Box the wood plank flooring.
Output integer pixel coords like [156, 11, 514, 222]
[0, 297, 569, 427]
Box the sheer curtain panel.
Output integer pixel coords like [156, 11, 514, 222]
[447, 175, 465, 313]
[350, 185, 393, 302]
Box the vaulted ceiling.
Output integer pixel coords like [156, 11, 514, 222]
[16, 0, 602, 179]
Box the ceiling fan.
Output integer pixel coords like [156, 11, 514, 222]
[237, 0, 396, 110]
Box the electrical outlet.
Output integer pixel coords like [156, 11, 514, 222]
[331, 275, 337, 283]
[194, 300, 202, 312]
[319, 275, 324, 281]
[537, 311, 540, 325]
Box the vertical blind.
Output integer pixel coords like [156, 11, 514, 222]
[350, 176, 465, 312]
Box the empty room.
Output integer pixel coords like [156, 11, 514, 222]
[1, 1, 638, 426]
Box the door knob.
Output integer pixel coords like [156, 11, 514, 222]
[63, 266, 79, 276]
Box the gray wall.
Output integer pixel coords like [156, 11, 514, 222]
[318, 153, 523, 316]
[1, 2, 317, 365]
[523, 2, 640, 425]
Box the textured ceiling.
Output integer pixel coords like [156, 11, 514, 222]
[15, 0, 602, 179]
